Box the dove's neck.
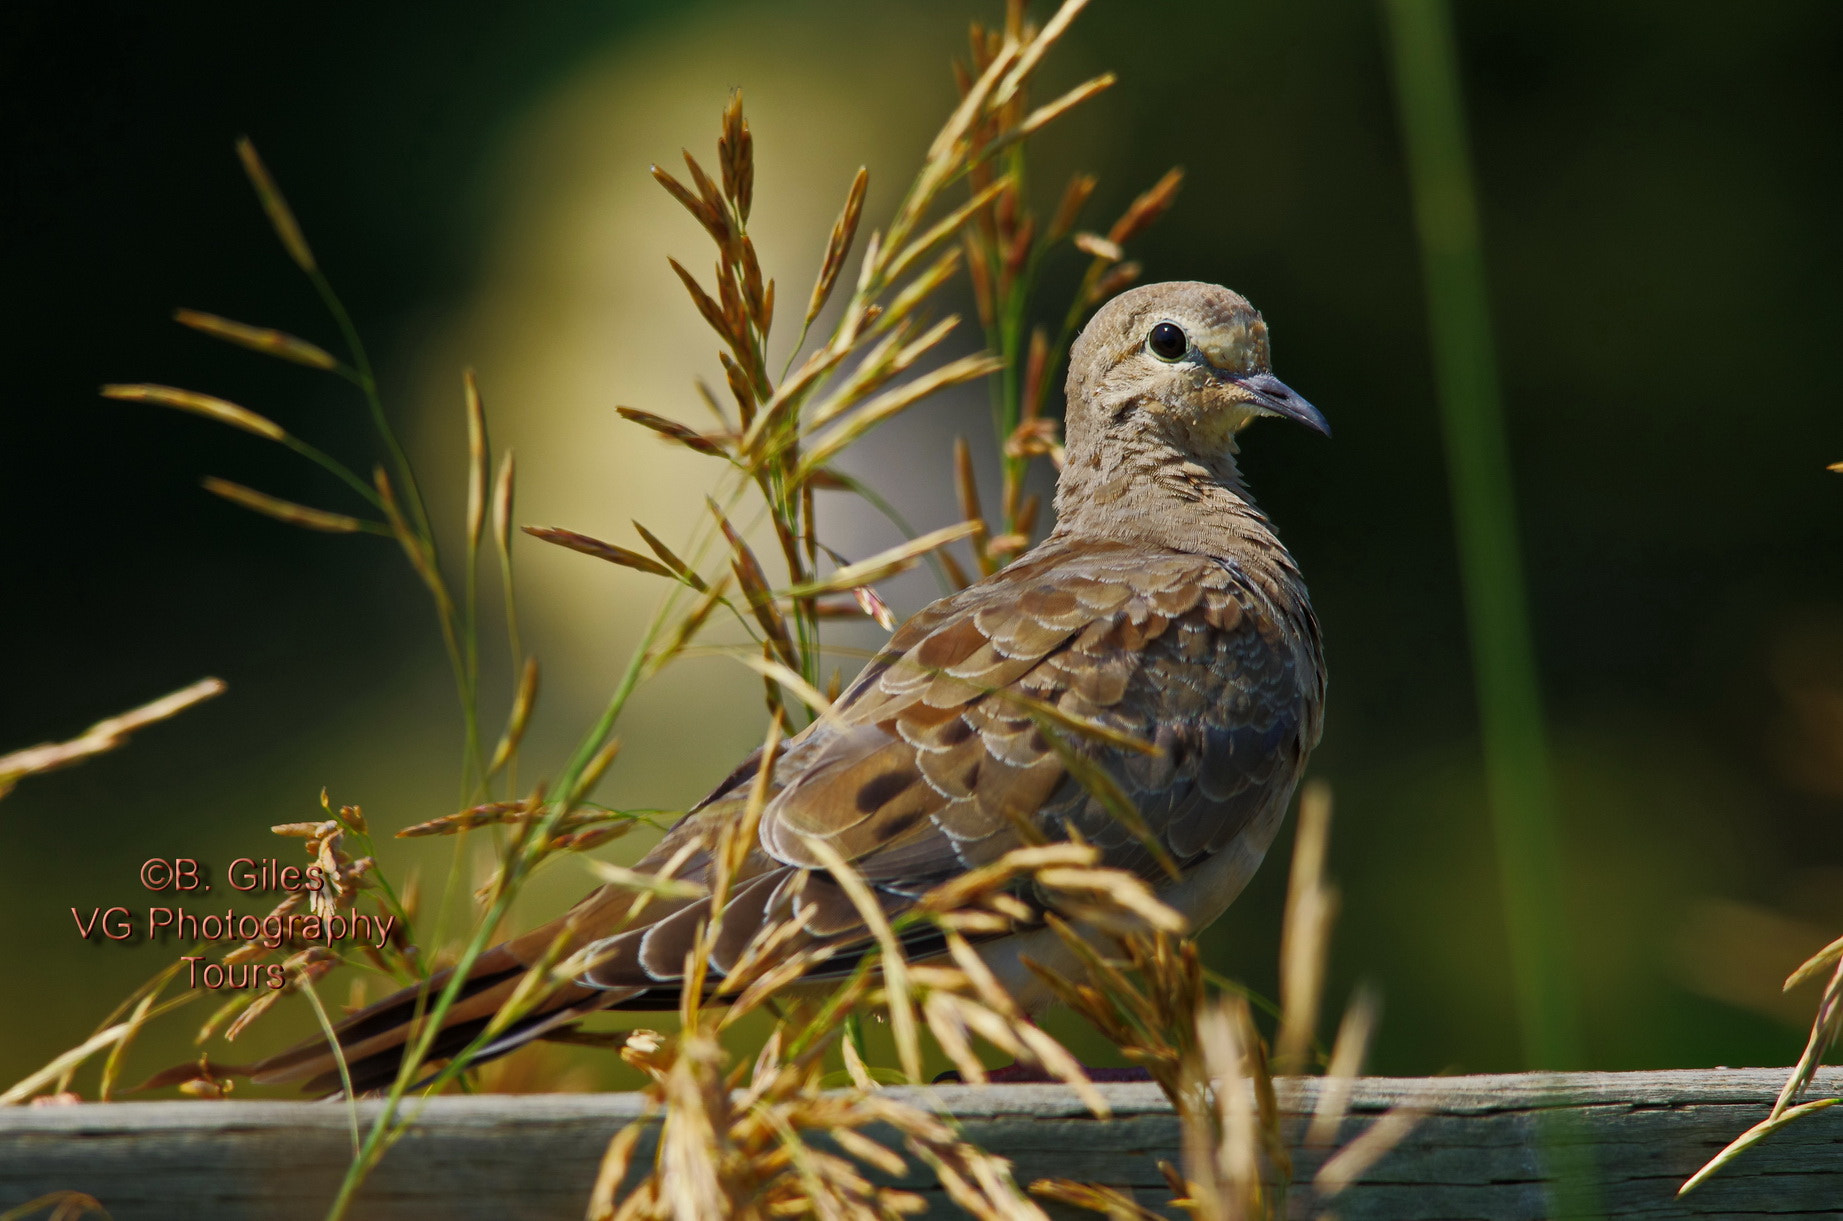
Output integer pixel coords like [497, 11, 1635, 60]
[1050, 426, 1284, 561]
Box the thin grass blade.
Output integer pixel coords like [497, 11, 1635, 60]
[174, 309, 337, 371]
[102, 384, 286, 442]
[202, 478, 374, 534]
[783, 522, 979, 598]
[798, 353, 1005, 479]
[522, 526, 676, 580]
[235, 137, 316, 272]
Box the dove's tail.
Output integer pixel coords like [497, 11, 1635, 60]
[245, 883, 672, 1096]
[241, 853, 903, 1095]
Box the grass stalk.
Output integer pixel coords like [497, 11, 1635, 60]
[325, 575, 689, 1220]
[311, 266, 488, 796]
[1380, 1, 1599, 1215]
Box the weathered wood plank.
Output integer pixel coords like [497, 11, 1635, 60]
[1, 1069, 1838, 1219]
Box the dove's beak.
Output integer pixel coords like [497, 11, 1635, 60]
[1229, 372, 1330, 437]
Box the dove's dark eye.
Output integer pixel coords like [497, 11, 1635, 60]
[1148, 321, 1187, 362]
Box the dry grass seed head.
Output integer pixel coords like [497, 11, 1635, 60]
[806, 167, 869, 330]
[1305, 985, 1379, 1149]
[1275, 780, 1336, 1075]
[101, 383, 286, 442]
[234, 137, 315, 271]
[1106, 167, 1184, 246]
[524, 525, 679, 580]
[174, 308, 337, 370]
[487, 657, 540, 777]
[491, 449, 516, 557]
[0, 678, 225, 799]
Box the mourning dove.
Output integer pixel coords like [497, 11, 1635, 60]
[253, 281, 1328, 1093]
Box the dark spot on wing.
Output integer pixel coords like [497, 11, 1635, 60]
[856, 769, 918, 814]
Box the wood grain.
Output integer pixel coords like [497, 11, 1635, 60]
[2, 1069, 1838, 1219]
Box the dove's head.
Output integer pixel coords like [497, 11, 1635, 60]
[1063, 281, 1327, 465]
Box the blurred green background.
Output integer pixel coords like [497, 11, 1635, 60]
[4, 0, 1843, 1092]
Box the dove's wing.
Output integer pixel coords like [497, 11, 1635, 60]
[577, 535, 1322, 987]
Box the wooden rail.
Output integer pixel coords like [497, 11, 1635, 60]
[2, 1068, 1839, 1218]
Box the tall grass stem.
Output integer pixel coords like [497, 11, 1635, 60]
[1380, 0, 1600, 1214]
